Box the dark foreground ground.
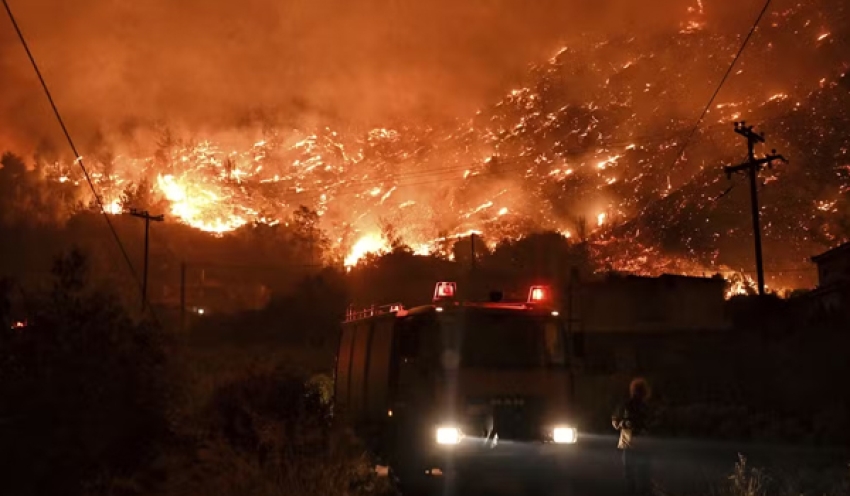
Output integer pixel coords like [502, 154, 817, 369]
[412, 434, 849, 496]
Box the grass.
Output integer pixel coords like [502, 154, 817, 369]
[676, 455, 850, 496]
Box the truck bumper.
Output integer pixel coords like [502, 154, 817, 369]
[424, 438, 579, 476]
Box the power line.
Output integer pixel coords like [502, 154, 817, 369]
[159, 122, 731, 209]
[148, 121, 740, 203]
[735, 267, 815, 274]
[2, 0, 160, 324]
[248, 126, 739, 206]
[285, 123, 732, 185]
[622, 0, 775, 226]
[266, 156, 565, 205]
[665, 0, 774, 173]
[204, 117, 765, 208]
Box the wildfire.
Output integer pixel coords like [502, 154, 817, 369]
[23, 0, 845, 295]
[345, 234, 389, 268]
[157, 174, 248, 233]
[105, 199, 122, 215]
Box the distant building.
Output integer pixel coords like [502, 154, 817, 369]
[569, 273, 729, 377]
[805, 241, 850, 321]
[578, 273, 728, 333]
[811, 241, 850, 288]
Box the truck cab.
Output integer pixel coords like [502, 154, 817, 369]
[334, 282, 579, 490]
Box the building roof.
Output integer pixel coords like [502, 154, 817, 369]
[589, 272, 725, 286]
[811, 241, 850, 263]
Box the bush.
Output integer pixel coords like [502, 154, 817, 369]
[726, 455, 767, 496]
[156, 367, 396, 496]
[696, 455, 850, 496]
[0, 250, 173, 496]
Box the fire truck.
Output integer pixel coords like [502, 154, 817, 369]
[334, 282, 581, 492]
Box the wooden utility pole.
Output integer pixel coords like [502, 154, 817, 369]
[723, 122, 787, 296]
[470, 233, 476, 272]
[180, 261, 186, 332]
[129, 209, 165, 310]
[565, 267, 582, 402]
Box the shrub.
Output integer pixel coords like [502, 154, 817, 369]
[156, 367, 396, 496]
[0, 250, 173, 496]
[697, 455, 850, 496]
[727, 455, 767, 496]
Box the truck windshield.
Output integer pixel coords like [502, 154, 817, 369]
[456, 311, 564, 368]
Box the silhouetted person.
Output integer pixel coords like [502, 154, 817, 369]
[612, 377, 652, 496]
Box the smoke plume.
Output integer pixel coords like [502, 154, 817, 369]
[0, 0, 724, 149]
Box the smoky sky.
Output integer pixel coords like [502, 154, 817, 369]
[1, 0, 749, 150]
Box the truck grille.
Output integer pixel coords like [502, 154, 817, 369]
[466, 396, 542, 441]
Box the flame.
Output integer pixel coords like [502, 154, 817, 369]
[345, 233, 389, 268]
[157, 174, 247, 234]
[105, 199, 122, 215]
[27, 1, 841, 297]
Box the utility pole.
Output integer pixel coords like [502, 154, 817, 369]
[723, 122, 788, 296]
[180, 261, 186, 332]
[565, 267, 582, 402]
[470, 233, 476, 272]
[129, 209, 165, 310]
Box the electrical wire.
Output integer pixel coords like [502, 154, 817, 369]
[666, 0, 774, 172]
[735, 266, 816, 274]
[251, 125, 702, 192]
[196, 113, 769, 208]
[262, 155, 586, 205]
[2, 0, 160, 325]
[240, 122, 747, 206]
[3, 0, 780, 272]
[622, 0, 775, 223]
[145, 116, 747, 207]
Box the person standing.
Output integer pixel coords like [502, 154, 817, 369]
[612, 377, 652, 496]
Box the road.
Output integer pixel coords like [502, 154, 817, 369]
[413, 434, 849, 496]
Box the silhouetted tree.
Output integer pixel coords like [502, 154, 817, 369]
[451, 234, 491, 269]
[0, 151, 78, 225]
[0, 249, 172, 496]
[154, 126, 177, 169]
[157, 367, 393, 496]
[379, 220, 406, 251]
[119, 177, 155, 212]
[292, 206, 329, 263]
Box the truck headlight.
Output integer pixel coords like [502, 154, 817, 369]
[436, 426, 462, 445]
[553, 426, 577, 444]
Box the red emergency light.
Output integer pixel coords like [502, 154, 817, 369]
[527, 285, 550, 303]
[433, 282, 457, 301]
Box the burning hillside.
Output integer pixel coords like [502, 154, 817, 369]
[4, 0, 849, 292]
